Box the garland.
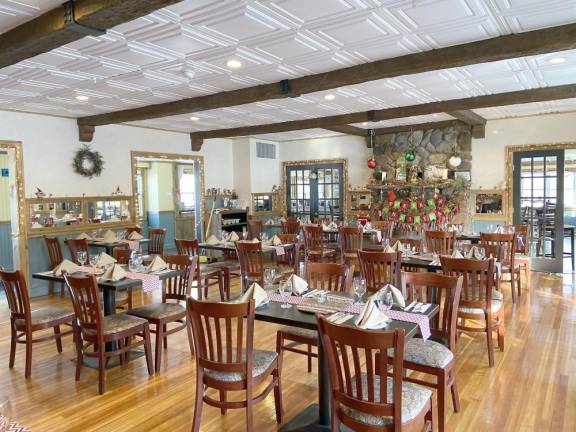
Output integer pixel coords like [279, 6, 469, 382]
[72, 144, 104, 178]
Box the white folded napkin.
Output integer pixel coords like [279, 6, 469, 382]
[370, 284, 405, 308]
[147, 255, 168, 272]
[99, 264, 127, 282]
[355, 299, 391, 329]
[248, 238, 260, 244]
[238, 282, 269, 308]
[127, 231, 143, 240]
[206, 234, 220, 245]
[270, 235, 282, 246]
[95, 252, 116, 268]
[279, 217, 286, 223]
[228, 231, 240, 242]
[451, 249, 464, 259]
[322, 224, 330, 232]
[430, 254, 441, 266]
[53, 259, 80, 276]
[466, 246, 479, 259]
[384, 245, 396, 253]
[102, 230, 117, 243]
[32, 222, 43, 228]
[288, 274, 308, 295]
[76, 232, 92, 240]
[265, 219, 275, 225]
[329, 222, 338, 230]
[393, 240, 403, 252]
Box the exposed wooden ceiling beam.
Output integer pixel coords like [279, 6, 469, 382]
[324, 125, 367, 136]
[0, 0, 181, 70]
[446, 110, 487, 138]
[189, 84, 576, 140]
[77, 22, 576, 133]
[372, 120, 467, 135]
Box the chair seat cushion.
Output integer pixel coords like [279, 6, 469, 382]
[204, 349, 277, 383]
[308, 249, 336, 257]
[128, 303, 185, 320]
[403, 338, 454, 369]
[15, 306, 74, 327]
[278, 326, 317, 340]
[85, 314, 148, 336]
[340, 374, 432, 427]
[458, 298, 503, 315]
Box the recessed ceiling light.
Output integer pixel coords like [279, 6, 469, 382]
[362, 122, 368, 126]
[549, 57, 566, 64]
[226, 59, 243, 69]
[75, 95, 89, 101]
[324, 94, 336, 101]
[492, 130, 499, 135]
[189, 116, 200, 121]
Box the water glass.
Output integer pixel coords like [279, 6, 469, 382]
[262, 232, 269, 243]
[264, 268, 277, 289]
[384, 290, 394, 309]
[89, 255, 98, 268]
[478, 247, 486, 260]
[353, 277, 367, 302]
[76, 251, 87, 267]
[128, 258, 138, 273]
[279, 280, 292, 309]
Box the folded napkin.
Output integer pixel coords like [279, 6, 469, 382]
[102, 230, 117, 243]
[31, 222, 43, 228]
[99, 264, 127, 282]
[127, 231, 143, 240]
[355, 299, 391, 329]
[370, 283, 405, 308]
[147, 255, 168, 272]
[329, 222, 338, 230]
[228, 231, 240, 242]
[265, 219, 275, 225]
[270, 235, 282, 246]
[364, 222, 373, 231]
[238, 282, 269, 308]
[466, 246, 479, 259]
[393, 240, 403, 252]
[288, 274, 308, 295]
[279, 217, 286, 223]
[76, 232, 92, 240]
[451, 250, 464, 259]
[248, 238, 260, 243]
[53, 259, 80, 276]
[322, 224, 331, 232]
[95, 252, 116, 268]
[384, 245, 396, 253]
[206, 234, 220, 245]
[430, 254, 441, 266]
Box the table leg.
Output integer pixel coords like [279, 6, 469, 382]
[102, 289, 117, 353]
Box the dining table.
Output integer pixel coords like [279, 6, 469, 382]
[87, 237, 150, 255]
[255, 291, 438, 431]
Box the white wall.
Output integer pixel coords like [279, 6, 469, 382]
[0, 110, 234, 198]
[232, 137, 251, 203]
[249, 138, 280, 193]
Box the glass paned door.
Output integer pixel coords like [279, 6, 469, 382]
[513, 150, 564, 272]
[286, 162, 344, 221]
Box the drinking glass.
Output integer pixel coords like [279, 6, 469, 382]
[128, 258, 138, 273]
[264, 268, 277, 289]
[0, 398, 12, 432]
[76, 251, 87, 267]
[89, 255, 98, 268]
[279, 280, 292, 309]
[262, 232, 269, 243]
[353, 278, 367, 302]
[384, 290, 394, 309]
[382, 238, 390, 249]
[478, 247, 486, 260]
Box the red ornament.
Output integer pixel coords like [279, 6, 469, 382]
[388, 201, 394, 208]
[406, 215, 414, 224]
[367, 158, 377, 169]
[389, 210, 398, 220]
[400, 201, 409, 210]
[387, 190, 396, 202]
[421, 213, 429, 224]
[435, 196, 445, 206]
[453, 205, 460, 215]
[416, 199, 424, 210]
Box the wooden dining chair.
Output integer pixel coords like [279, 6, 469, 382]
[127, 254, 197, 373]
[276, 262, 354, 373]
[148, 228, 167, 255]
[507, 224, 531, 281]
[175, 239, 227, 300]
[441, 256, 504, 367]
[0, 268, 75, 379]
[276, 233, 300, 274]
[480, 232, 520, 303]
[235, 241, 265, 292]
[65, 238, 90, 264]
[425, 230, 456, 255]
[111, 247, 135, 310]
[399, 271, 463, 432]
[357, 250, 402, 292]
[187, 298, 282, 432]
[247, 220, 263, 240]
[339, 226, 363, 266]
[44, 236, 65, 296]
[317, 316, 434, 432]
[281, 219, 301, 235]
[63, 272, 153, 394]
[302, 225, 337, 262]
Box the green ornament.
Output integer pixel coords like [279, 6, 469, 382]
[410, 201, 418, 211]
[398, 214, 406, 222]
[426, 198, 436, 208]
[414, 215, 421, 225]
[394, 200, 401, 209]
[429, 212, 437, 221]
[404, 150, 416, 162]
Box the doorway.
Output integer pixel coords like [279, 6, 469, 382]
[284, 160, 346, 221]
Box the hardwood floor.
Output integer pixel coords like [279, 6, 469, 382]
[1, 271, 575, 431]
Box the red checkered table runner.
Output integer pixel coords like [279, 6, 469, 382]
[126, 272, 161, 292]
[0, 416, 29, 432]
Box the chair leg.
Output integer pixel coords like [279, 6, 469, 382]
[218, 274, 225, 301]
[60, 281, 65, 297]
[74, 324, 83, 381]
[127, 288, 133, 309]
[9, 323, 16, 369]
[219, 390, 227, 415]
[192, 371, 204, 432]
[246, 387, 254, 432]
[98, 344, 105, 395]
[497, 317, 505, 351]
[307, 343, 312, 373]
[273, 362, 283, 423]
[118, 339, 125, 366]
[54, 325, 63, 353]
[437, 371, 447, 432]
[25, 336, 33, 379]
[163, 324, 168, 350]
[48, 280, 54, 296]
[486, 317, 495, 367]
[143, 325, 154, 376]
[450, 368, 461, 413]
[155, 325, 164, 373]
[516, 270, 522, 298]
[186, 317, 195, 357]
[510, 271, 517, 304]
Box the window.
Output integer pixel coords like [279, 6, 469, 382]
[177, 164, 196, 210]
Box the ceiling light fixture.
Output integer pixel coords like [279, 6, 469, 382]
[189, 116, 200, 121]
[324, 94, 336, 101]
[362, 122, 368, 126]
[548, 57, 566, 64]
[75, 95, 89, 101]
[226, 59, 243, 69]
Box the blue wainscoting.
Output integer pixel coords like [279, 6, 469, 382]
[0, 221, 13, 271]
[147, 211, 175, 251]
[471, 219, 507, 234]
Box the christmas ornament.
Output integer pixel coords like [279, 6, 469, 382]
[406, 215, 414, 224]
[387, 190, 396, 202]
[404, 150, 416, 162]
[367, 158, 377, 169]
[448, 153, 462, 168]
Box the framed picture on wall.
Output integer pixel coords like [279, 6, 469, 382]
[454, 171, 471, 181]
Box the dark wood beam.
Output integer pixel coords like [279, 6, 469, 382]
[77, 23, 576, 130]
[0, 0, 181, 70]
[372, 120, 466, 135]
[324, 125, 367, 136]
[190, 136, 203, 152]
[446, 110, 487, 138]
[190, 84, 576, 140]
[78, 125, 95, 142]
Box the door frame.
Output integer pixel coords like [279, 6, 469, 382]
[0, 141, 27, 279]
[281, 158, 348, 219]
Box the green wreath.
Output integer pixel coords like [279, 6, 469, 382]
[73, 145, 104, 178]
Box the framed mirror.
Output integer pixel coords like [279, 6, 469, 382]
[472, 190, 506, 217]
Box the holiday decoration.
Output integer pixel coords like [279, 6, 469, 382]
[448, 153, 462, 168]
[73, 144, 104, 179]
[367, 158, 377, 169]
[404, 150, 416, 162]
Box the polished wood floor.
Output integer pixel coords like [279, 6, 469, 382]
[1, 271, 575, 431]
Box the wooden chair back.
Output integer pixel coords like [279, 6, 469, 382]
[63, 273, 103, 342]
[425, 230, 456, 255]
[440, 257, 495, 314]
[44, 236, 64, 268]
[0, 268, 31, 326]
[277, 233, 297, 244]
[479, 232, 515, 266]
[175, 238, 199, 256]
[510, 224, 530, 254]
[357, 250, 402, 292]
[276, 234, 299, 269]
[402, 272, 463, 352]
[247, 220, 263, 240]
[317, 315, 405, 431]
[187, 298, 255, 382]
[304, 262, 353, 293]
[112, 247, 132, 264]
[161, 254, 197, 302]
[65, 238, 90, 264]
[148, 228, 167, 255]
[235, 241, 264, 288]
[282, 220, 301, 235]
[339, 226, 363, 255]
